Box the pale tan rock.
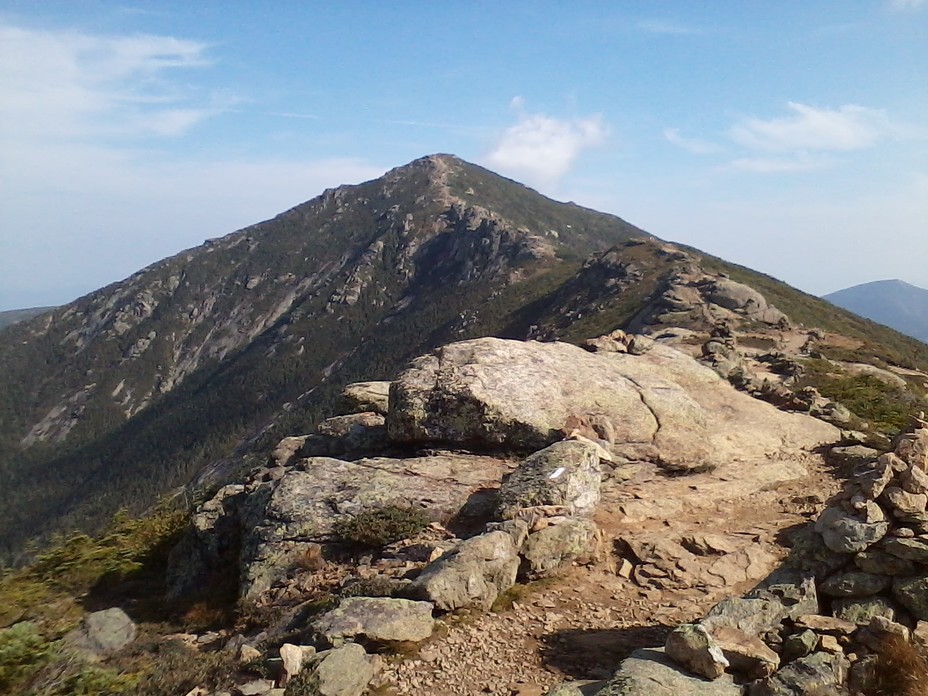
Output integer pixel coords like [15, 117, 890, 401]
[819, 635, 843, 654]
[794, 614, 857, 636]
[665, 624, 729, 679]
[709, 625, 780, 678]
[882, 486, 928, 515]
[341, 381, 390, 415]
[913, 620, 928, 650]
[238, 644, 261, 663]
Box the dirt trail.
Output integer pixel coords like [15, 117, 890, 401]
[377, 449, 842, 696]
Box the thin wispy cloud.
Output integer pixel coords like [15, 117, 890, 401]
[637, 20, 703, 35]
[730, 102, 894, 153]
[0, 23, 217, 143]
[728, 155, 833, 174]
[267, 111, 320, 120]
[485, 100, 608, 190]
[889, 0, 927, 11]
[664, 128, 722, 155]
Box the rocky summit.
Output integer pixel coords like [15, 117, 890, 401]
[3, 156, 928, 696]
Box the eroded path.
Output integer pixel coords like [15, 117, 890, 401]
[378, 449, 842, 695]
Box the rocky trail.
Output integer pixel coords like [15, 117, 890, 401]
[380, 445, 843, 695]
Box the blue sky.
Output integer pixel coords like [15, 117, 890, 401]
[1, 1, 926, 310]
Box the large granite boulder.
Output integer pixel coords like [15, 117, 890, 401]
[497, 440, 603, 519]
[167, 483, 245, 600]
[387, 338, 838, 471]
[408, 528, 523, 611]
[64, 608, 137, 658]
[238, 453, 509, 600]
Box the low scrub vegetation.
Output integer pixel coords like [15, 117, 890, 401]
[0, 505, 191, 696]
[333, 504, 431, 550]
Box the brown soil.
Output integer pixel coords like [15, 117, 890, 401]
[376, 446, 843, 695]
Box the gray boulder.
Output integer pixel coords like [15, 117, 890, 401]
[819, 570, 890, 597]
[701, 597, 790, 639]
[309, 643, 377, 696]
[497, 440, 603, 519]
[520, 518, 601, 580]
[408, 528, 522, 611]
[313, 597, 434, 645]
[882, 536, 928, 562]
[341, 381, 391, 415]
[814, 505, 889, 553]
[64, 608, 137, 658]
[892, 574, 928, 620]
[596, 647, 741, 695]
[746, 651, 848, 696]
[300, 412, 387, 458]
[832, 596, 897, 625]
[239, 453, 508, 600]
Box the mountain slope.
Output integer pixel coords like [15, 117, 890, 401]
[3, 154, 928, 565]
[824, 279, 928, 344]
[0, 155, 649, 563]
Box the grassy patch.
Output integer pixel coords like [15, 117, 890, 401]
[794, 357, 926, 436]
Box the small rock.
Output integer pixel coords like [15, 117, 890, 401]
[831, 596, 897, 625]
[793, 614, 857, 637]
[882, 486, 928, 515]
[311, 643, 377, 696]
[236, 680, 275, 696]
[238, 644, 262, 663]
[814, 506, 889, 554]
[709, 626, 779, 678]
[782, 630, 819, 662]
[819, 570, 890, 598]
[665, 623, 729, 679]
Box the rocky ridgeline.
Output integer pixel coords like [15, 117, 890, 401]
[564, 422, 928, 696]
[145, 331, 843, 696]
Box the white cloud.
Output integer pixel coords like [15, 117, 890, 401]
[664, 128, 722, 155]
[730, 102, 894, 153]
[727, 155, 833, 173]
[889, 0, 927, 11]
[485, 109, 608, 190]
[0, 22, 216, 143]
[637, 20, 702, 35]
[0, 20, 386, 309]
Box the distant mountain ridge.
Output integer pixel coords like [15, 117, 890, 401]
[0, 306, 55, 329]
[824, 279, 928, 344]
